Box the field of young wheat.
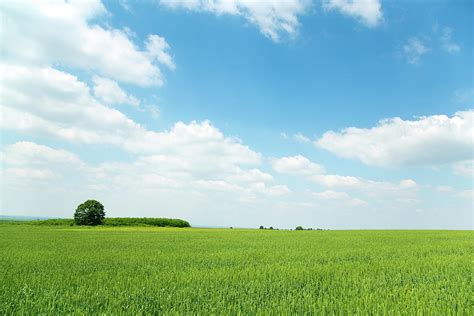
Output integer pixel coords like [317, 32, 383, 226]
[0, 225, 471, 314]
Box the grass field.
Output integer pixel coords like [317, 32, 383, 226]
[0, 225, 472, 314]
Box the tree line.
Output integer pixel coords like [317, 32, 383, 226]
[73, 200, 190, 227]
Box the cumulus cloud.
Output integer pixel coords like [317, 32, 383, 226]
[0, 59, 284, 200]
[0, 64, 142, 145]
[0, 64, 262, 167]
[94, 158, 287, 199]
[271, 155, 325, 176]
[160, 0, 312, 42]
[311, 190, 366, 206]
[403, 37, 429, 64]
[311, 175, 419, 199]
[92, 76, 140, 107]
[0, 0, 174, 86]
[312, 190, 350, 200]
[1, 139, 287, 203]
[272, 155, 418, 201]
[159, 0, 383, 41]
[311, 174, 363, 188]
[1, 142, 82, 166]
[399, 179, 417, 189]
[315, 111, 474, 167]
[0, 142, 86, 184]
[323, 0, 382, 27]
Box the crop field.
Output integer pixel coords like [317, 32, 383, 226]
[0, 225, 472, 314]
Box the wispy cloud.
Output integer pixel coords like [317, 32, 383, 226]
[403, 37, 429, 64]
[440, 27, 460, 53]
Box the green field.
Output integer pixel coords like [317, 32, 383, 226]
[0, 225, 472, 314]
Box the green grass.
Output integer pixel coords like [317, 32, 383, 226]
[0, 225, 472, 314]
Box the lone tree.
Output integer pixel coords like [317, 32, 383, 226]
[295, 226, 304, 230]
[74, 200, 105, 226]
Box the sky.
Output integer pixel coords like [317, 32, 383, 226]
[0, 0, 472, 229]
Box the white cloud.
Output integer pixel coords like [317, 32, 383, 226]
[311, 175, 419, 196]
[0, 0, 174, 86]
[281, 132, 311, 143]
[1, 142, 82, 166]
[436, 185, 453, 193]
[0, 64, 262, 181]
[456, 189, 474, 199]
[0, 64, 142, 145]
[313, 190, 350, 200]
[272, 155, 419, 203]
[92, 76, 140, 106]
[3, 168, 56, 180]
[453, 160, 474, 178]
[97, 159, 286, 199]
[311, 190, 367, 207]
[119, 0, 132, 13]
[1, 142, 122, 196]
[160, 0, 312, 42]
[311, 174, 363, 188]
[0, 142, 86, 184]
[323, 0, 382, 27]
[271, 155, 325, 176]
[271, 156, 361, 188]
[399, 179, 417, 189]
[403, 37, 429, 64]
[0, 62, 274, 200]
[316, 111, 474, 167]
[146, 35, 176, 70]
[142, 104, 161, 119]
[293, 133, 311, 143]
[225, 168, 274, 183]
[0, 140, 288, 207]
[1, 129, 284, 200]
[440, 27, 460, 53]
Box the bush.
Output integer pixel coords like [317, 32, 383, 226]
[74, 200, 105, 226]
[102, 217, 190, 227]
[34, 219, 75, 226]
[259, 225, 264, 229]
[295, 226, 304, 230]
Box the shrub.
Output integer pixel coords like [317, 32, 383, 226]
[259, 225, 264, 229]
[102, 217, 190, 227]
[295, 226, 304, 230]
[34, 219, 75, 226]
[74, 200, 105, 226]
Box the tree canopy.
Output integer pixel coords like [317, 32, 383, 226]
[74, 200, 105, 226]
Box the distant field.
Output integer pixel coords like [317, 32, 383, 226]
[0, 225, 472, 314]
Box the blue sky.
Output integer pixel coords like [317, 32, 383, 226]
[0, 0, 472, 229]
